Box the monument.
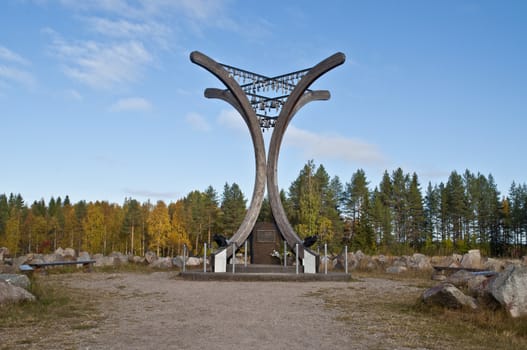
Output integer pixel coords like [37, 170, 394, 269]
[190, 51, 345, 273]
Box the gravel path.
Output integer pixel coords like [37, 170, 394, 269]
[58, 272, 427, 349]
[3, 272, 444, 349]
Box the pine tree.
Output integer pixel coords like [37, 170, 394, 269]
[407, 173, 425, 249]
[220, 183, 247, 236]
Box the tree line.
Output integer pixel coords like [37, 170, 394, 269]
[1, 161, 526, 258]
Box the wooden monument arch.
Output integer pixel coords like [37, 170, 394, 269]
[190, 51, 345, 273]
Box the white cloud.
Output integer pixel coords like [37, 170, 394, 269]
[0, 45, 30, 66]
[51, 39, 152, 89]
[217, 109, 245, 132]
[0, 65, 36, 89]
[85, 17, 171, 43]
[109, 97, 152, 112]
[186, 112, 211, 131]
[285, 125, 385, 165]
[65, 88, 82, 101]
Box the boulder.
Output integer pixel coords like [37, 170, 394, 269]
[484, 258, 506, 272]
[43, 254, 61, 263]
[64, 248, 76, 258]
[172, 256, 185, 268]
[0, 247, 10, 261]
[446, 270, 476, 288]
[109, 252, 129, 265]
[13, 255, 29, 267]
[150, 257, 173, 269]
[386, 266, 407, 274]
[346, 253, 359, 270]
[78, 251, 91, 262]
[489, 265, 527, 318]
[145, 251, 157, 264]
[422, 283, 477, 310]
[54, 247, 65, 257]
[131, 256, 146, 264]
[466, 275, 489, 297]
[186, 257, 202, 266]
[0, 274, 31, 289]
[408, 253, 432, 270]
[94, 254, 116, 267]
[0, 279, 35, 305]
[461, 249, 482, 269]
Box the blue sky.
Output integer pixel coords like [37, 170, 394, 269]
[1, 0, 526, 205]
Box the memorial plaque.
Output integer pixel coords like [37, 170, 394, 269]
[250, 222, 282, 265]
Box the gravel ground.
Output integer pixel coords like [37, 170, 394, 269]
[1, 271, 486, 349]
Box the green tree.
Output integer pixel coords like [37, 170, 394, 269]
[407, 173, 425, 249]
[220, 183, 247, 236]
[121, 198, 143, 255]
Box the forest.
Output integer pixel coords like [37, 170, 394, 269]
[1, 160, 526, 258]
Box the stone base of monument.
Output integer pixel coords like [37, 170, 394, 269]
[179, 269, 352, 282]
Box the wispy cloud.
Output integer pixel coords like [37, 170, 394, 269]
[0, 45, 30, 66]
[0, 65, 36, 89]
[84, 17, 171, 48]
[217, 109, 245, 132]
[109, 97, 152, 112]
[285, 126, 385, 165]
[213, 108, 384, 165]
[186, 112, 211, 131]
[50, 37, 152, 89]
[0, 45, 35, 90]
[64, 88, 82, 101]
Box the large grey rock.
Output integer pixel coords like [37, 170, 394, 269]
[422, 283, 477, 310]
[466, 275, 489, 297]
[186, 257, 202, 266]
[150, 257, 173, 269]
[109, 252, 129, 265]
[94, 254, 116, 267]
[54, 247, 65, 257]
[172, 256, 185, 268]
[78, 251, 91, 262]
[145, 251, 157, 264]
[386, 266, 407, 274]
[447, 270, 476, 288]
[13, 255, 29, 267]
[43, 254, 61, 263]
[0, 247, 10, 261]
[461, 249, 482, 269]
[0, 274, 31, 289]
[131, 256, 146, 264]
[346, 253, 359, 270]
[64, 248, 76, 257]
[408, 253, 432, 270]
[0, 280, 35, 304]
[484, 258, 506, 272]
[489, 265, 527, 318]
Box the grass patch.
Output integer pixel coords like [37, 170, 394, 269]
[306, 274, 527, 350]
[0, 274, 104, 347]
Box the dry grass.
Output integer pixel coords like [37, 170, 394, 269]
[310, 270, 527, 350]
[0, 274, 105, 349]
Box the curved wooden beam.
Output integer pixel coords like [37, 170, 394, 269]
[267, 53, 346, 257]
[190, 51, 267, 259]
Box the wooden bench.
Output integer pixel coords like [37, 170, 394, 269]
[432, 265, 497, 277]
[27, 260, 96, 273]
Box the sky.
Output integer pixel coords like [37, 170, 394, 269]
[1, 0, 526, 205]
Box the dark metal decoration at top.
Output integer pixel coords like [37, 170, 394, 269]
[219, 63, 311, 130]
